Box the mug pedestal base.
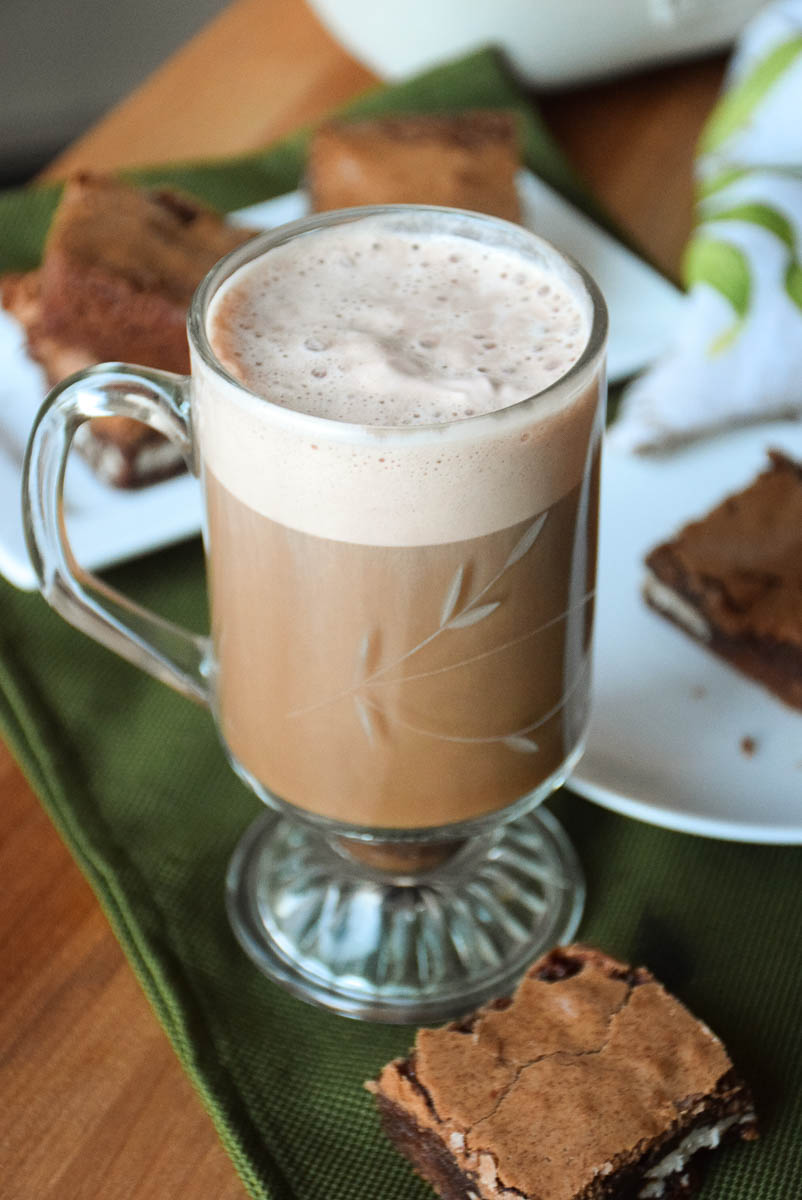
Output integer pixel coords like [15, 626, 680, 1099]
[225, 807, 584, 1024]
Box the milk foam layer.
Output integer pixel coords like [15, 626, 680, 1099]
[209, 221, 589, 425]
[195, 212, 605, 546]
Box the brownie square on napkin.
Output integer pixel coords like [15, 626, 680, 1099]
[368, 945, 757, 1200]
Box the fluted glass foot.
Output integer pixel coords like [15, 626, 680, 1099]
[225, 807, 584, 1024]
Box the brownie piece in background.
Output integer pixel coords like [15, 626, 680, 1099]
[308, 111, 521, 222]
[368, 945, 756, 1200]
[2, 173, 255, 487]
[644, 450, 802, 711]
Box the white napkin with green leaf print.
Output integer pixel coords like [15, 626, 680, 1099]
[611, 0, 802, 453]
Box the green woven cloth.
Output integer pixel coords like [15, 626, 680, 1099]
[1, 48, 800, 1200]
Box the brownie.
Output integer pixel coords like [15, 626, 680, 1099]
[2, 173, 255, 486]
[307, 111, 521, 222]
[644, 450, 802, 711]
[367, 945, 757, 1200]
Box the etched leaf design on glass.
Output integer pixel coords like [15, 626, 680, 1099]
[440, 564, 465, 626]
[290, 496, 572, 749]
[442, 513, 546, 630]
[354, 631, 371, 684]
[354, 696, 375, 745]
[446, 602, 501, 629]
[503, 512, 547, 570]
[353, 629, 381, 684]
[503, 735, 539, 754]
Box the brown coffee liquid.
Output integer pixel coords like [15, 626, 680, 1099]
[205, 447, 599, 829]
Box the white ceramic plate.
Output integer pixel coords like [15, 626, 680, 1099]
[570, 420, 802, 844]
[0, 169, 681, 590]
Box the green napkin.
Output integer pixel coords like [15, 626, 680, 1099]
[1, 48, 800, 1200]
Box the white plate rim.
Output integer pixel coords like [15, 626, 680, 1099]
[569, 420, 802, 845]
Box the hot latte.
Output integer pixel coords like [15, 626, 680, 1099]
[196, 211, 604, 830]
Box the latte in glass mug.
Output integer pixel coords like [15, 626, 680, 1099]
[195, 210, 604, 830]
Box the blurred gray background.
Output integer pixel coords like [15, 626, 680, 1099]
[0, 0, 229, 183]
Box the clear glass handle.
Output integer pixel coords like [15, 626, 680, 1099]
[22, 363, 211, 705]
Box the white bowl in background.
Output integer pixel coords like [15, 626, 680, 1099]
[307, 0, 763, 87]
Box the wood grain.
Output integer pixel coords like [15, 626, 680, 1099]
[6, 1, 726, 1195]
[0, 741, 245, 1200]
[539, 56, 725, 278]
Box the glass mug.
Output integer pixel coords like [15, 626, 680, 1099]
[23, 206, 607, 1023]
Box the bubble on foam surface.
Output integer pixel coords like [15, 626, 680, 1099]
[208, 222, 589, 427]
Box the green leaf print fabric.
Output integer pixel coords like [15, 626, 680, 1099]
[613, 0, 802, 451]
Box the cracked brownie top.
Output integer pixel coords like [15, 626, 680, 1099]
[369, 945, 753, 1200]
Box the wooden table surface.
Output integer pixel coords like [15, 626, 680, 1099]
[3, 2, 726, 1196]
